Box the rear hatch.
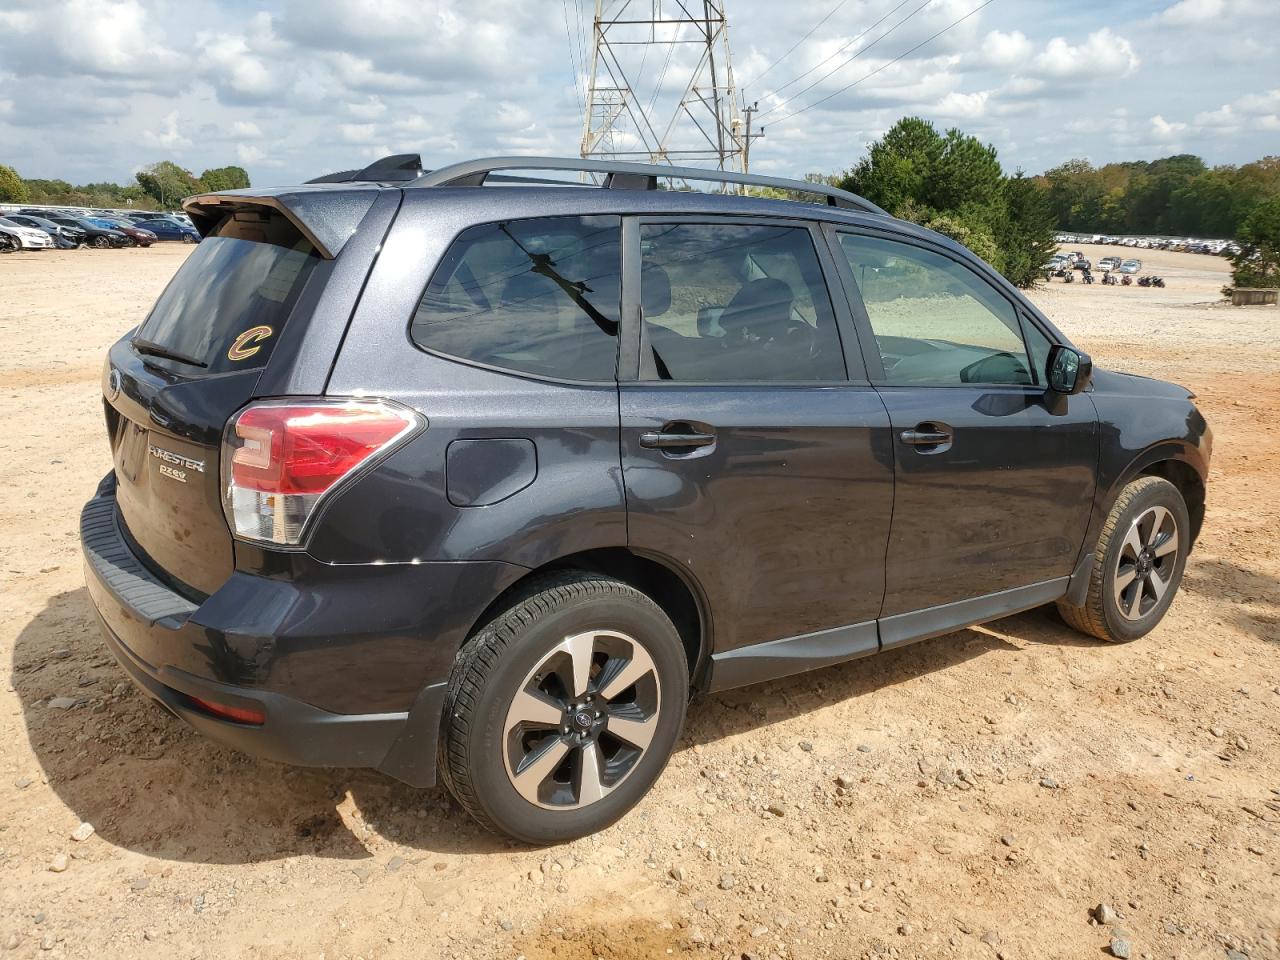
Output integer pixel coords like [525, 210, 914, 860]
[103, 208, 324, 596]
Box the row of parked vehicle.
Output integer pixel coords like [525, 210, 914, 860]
[0, 207, 201, 253]
[1054, 233, 1238, 256]
[1044, 251, 1166, 287]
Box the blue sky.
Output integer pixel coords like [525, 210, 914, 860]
[1, 0, 1276, 188]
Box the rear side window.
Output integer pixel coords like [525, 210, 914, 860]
[639, 222, 845, 381]
[134, 210, 320, 374]
[411, 216, 621, 381]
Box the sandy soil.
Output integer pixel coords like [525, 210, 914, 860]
[1, 243, 1277, 960]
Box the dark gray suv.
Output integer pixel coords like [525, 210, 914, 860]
[82, 155, 1210, 843]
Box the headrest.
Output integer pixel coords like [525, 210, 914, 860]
[719, 278, 794, 336]
[641, 263, 671, 317]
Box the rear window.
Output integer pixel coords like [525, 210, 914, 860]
[133, 210, 321, 374]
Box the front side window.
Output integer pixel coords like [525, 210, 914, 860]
[411, 215, 621, 381]
[639, 222, 845, 381]
[837, 233, 1033, 386]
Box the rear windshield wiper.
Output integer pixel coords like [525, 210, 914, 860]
[132, 337, 209, 369]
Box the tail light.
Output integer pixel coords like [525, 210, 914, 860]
[222, 398, 422, 546]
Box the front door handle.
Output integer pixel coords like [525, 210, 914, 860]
[640, 430, 716, 450]
[900, 422, 953, 449]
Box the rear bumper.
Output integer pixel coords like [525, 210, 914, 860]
[80, 475, 521, 786]
[96, 608, 433, 774]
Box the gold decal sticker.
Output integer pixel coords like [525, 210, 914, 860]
[228, 325, 274, 361]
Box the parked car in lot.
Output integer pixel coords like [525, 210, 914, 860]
[83, 155, 1211, 843]
[1098, 256, 1121, 272]
[3, 214, 86, 249]
[1073, 257, 1092, 271]
[1119, 258, 1143, 274]
[43, 215, 129, 248]
[85, 217, 158, 247]
[132, 217, 201, 243]
[0, 216, 55, 250]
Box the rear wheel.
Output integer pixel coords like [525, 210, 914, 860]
[440, 571, 688, 844]
[0, 235, 17, 254]
[1057, 476, 1189, 642]
[181, 233, 196, 244]
[91, 235, 111, 249]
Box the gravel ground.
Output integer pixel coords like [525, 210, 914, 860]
[0, 243, 1277, 960]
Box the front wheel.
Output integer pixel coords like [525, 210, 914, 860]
[439, 571, 689, 844]
[91, 235, 111, 249]
[1057, 476, 1190, 642]
[181, 233, 196, 244]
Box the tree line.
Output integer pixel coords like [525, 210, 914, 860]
[0, 160, 249, 211]
[827, 117, 1278, 289]
[1038, 155, 1280, 240]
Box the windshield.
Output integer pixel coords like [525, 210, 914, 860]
[134, 210, 321, 374]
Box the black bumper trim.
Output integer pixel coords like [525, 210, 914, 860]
[99, 612, 415, 771]
[81, 493, 196, 628]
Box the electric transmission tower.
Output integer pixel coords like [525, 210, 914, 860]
[579, 1, 748, 172]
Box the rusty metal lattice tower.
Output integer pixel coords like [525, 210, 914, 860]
[580, 1, 745, 172]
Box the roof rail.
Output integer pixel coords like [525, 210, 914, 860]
[408, 156, 887, 216]
[306, 153, 423, 184]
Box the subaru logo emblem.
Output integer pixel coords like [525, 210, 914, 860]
[107, 368, 122, 401]
[574, 711, 593, 729]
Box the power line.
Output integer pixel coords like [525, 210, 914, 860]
[742, 0, 847, 92]
[756, 0, 933, 122]
[562, 0, 585, 114]
[765, 0, 998, 127]
[758, 0, 915, 103]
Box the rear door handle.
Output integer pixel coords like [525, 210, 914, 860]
[640, 430, 716, 450]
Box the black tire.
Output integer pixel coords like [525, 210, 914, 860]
[1057, 476, 1190, 642]
[181, 233, 196, 244]
[91, 235, 110, 249]
[439, 570, 688, 844]
[0, 236, 16, 254]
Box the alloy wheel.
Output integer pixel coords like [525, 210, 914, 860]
[503, 629, 661, 810]
[1113, 505, 1179, 621]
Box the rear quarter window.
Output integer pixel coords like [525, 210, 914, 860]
[133, 211, 321, 374]
[410, 215, 621, 381]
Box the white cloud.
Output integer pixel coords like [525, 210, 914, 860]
[1150, 115, 1188, 140]
[981, 30, 1032, 68]
[0, 0, 1277, 188]
[934, 91, 990, 119]
[199, 33, 276, 98]
[1159, 0, 1226, 22]
[141, 111, 192, 150]
[1034, 28, 1139, 79]
[1235, 89, 1280, 115]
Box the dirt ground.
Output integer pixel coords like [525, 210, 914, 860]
[1, 241, 1277, 960]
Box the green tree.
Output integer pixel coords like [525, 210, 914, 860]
[0, 164, 28, 203]
[838, 117, 1054, 287]
[996, 173, 1059, 288]
[136, 161, 201, 209]
[840, 116, 942, 214]
[198, 165, 251, 192]
[1229, 195, 1280, 289]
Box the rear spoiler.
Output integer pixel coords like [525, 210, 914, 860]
[182, 185, 383, 259]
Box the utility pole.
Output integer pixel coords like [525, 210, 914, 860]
[580, 1, 748, 173]
[739, 100, 764, 175]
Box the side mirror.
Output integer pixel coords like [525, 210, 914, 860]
[1046, 345, 1092, 395]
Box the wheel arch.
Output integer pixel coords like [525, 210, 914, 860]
[1111, 440, 1207, 548]
[461, 547, 713, 693]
